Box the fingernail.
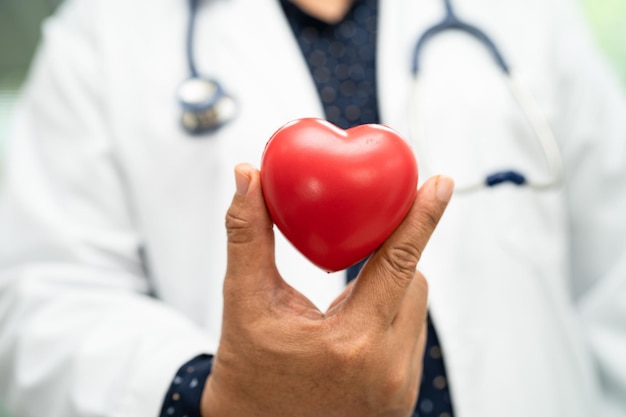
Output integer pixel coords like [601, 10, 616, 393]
[435, 176, 454, 203]
[235, 165, 251, 195]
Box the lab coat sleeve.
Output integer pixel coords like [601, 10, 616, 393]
[0, 2, 213, 417]
[552, 1, 626, 415]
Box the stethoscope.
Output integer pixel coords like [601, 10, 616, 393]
[176, 0, 237, 135]
[177, 0, 564, 191]
[409, 0, 564, 192]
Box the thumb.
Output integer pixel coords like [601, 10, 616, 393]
[346, 175, 454, 325]
[225, 163, 277, 284]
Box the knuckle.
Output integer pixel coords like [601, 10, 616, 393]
[367, 364, 414, 411]
[382, 367, 409, 396]
[381, 243, 421, 283]
[323, 328, 373, 370]
[225, 210, 253, 245]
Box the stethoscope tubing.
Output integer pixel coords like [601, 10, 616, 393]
[408, 0, 564, 192]
[180, 0, 565, 193]
[186, 0, 200, 78]
[409, 73, 564, 193]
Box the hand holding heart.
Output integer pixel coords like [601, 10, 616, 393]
[201, 160, 454, 416]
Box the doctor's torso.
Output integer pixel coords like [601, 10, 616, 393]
[58, 0, 601, 415]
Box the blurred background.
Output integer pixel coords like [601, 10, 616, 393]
[1, 0, 625, 164]
[0, 0, 624, 415]
[0, 0, 63, 164]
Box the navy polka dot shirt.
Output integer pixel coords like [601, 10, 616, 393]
[281, 0, 380, 129]
[160, 1, 455, 416]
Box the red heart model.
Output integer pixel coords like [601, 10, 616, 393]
[260, 118, 418, 273]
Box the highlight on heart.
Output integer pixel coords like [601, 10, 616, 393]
[260, 118, 418, 272]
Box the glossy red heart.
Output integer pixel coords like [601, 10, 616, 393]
[260, 118, 418, 272]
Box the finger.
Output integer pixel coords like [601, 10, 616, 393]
[392, 271, 429, 340]
[224, 163, 278, 290]
[345, 175, 454, 326]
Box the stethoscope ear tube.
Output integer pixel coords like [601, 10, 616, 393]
[412, 0, 510, 76]
[504, 73, 564, 189]
[409, 71, 564, 193]
[409, 0, 564, 192]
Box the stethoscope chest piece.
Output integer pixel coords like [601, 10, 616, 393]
[178, 76, 237, 135]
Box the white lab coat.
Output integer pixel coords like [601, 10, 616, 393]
[0, 0, 625, 416]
